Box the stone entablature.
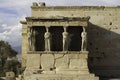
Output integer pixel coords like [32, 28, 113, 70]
[26, 17, 89, 27]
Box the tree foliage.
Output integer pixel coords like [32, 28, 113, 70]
[0, 40, 17, 58]
[4, 60, 21, 75]
[0, 40, 18, 76]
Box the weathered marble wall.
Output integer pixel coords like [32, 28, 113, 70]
[29, 6, 120, 77]
[21, 23, 28, 68]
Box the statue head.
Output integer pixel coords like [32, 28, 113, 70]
[45, 26, 50, 32]
[63, 24, 68, 32]
[82, 27, 86, 32]
[63, 27, 67, 32]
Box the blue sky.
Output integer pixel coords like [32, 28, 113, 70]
[0, 0, 120, 47]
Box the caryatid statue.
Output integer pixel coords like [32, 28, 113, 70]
[62, 26, 69, 51]
[44, 27, 51, 51]
[28, 28, 32, 51]
[81, 27, 87, 51]
[31, 28, 36, 51]
[28, 27, 36, 51]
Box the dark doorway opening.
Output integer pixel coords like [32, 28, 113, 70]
[34, 26, 46, 51]
[68, 26, 83, 51]
[49, 26, 63, 51]
[34, 26, 83, 51]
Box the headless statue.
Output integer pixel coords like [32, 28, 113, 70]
[28, 28, 32, 51]
[44, 27, 51, 51]
[32, 28, 36, 51]
[62, 27, 69, 51]
[81, 27, 87, 51]
[28, 28, 36, 51]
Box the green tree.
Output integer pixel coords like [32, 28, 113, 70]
[4, 60, 21, 76]
[0, 40, 18, 76]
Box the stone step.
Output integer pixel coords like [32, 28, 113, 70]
[24, 74, 99, 80]
[56, 70, 89, 75]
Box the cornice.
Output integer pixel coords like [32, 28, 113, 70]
[26, 16, 90, 22]
[31, 6, 120, 11]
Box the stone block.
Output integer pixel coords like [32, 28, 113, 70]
[55, 54, 69, 70]
[68, 53, 79, 59]
[79, 52, 88, 58]
[26, 54, 40, 69]
[69, 58, 88, 69]
[6, 71, 15, 80]
[6, 71, 15, 78]
[24, 74, 99, 80]
[41, 54, 54, 71]
[56, 70, 89, 75]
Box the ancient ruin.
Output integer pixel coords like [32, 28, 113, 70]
[20, 2, 120, 80]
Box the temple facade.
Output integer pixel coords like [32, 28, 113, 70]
[20, 2, 120, 80]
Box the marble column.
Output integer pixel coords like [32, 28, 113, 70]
[81, 27, 87, 51]
[44, 26, 51, 51]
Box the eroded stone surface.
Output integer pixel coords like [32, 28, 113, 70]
[55, 54, 69, 70]
[26, 54, 40, 69]
[69, 59, 88, 69]
[41, 54, 54, 71]
[6, 71, 16, 80]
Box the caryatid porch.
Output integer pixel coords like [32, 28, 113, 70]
[20, 16, 99, 80]
[26, 16, 89, 52]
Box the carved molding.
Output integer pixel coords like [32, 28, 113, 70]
[26, 17, 89, 27]
[27, 51, 89, 54]
[20, 20, 27, 24]
[27, 21, 88, 27]
[31, 6, 120, 11]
